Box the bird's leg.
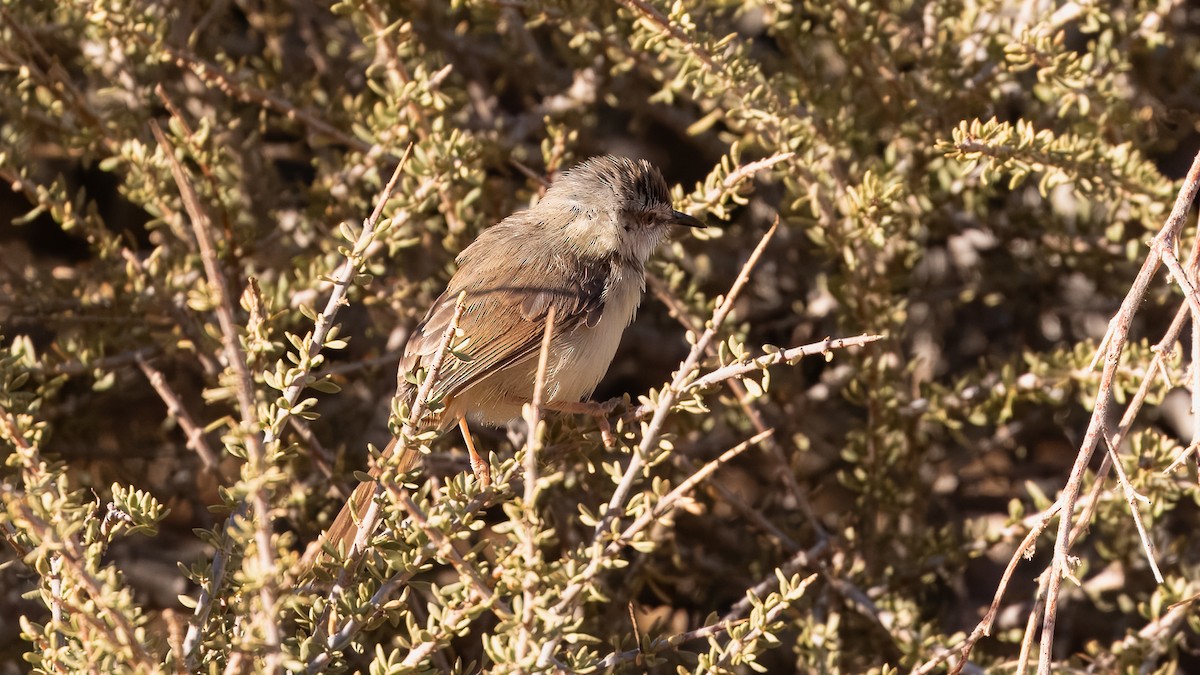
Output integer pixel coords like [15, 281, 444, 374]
[458, 415, 491, 487]
[542, 398, 623, 417]
[520, 397, 624, 447]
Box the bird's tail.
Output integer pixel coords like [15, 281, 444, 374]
[302, 434, 422, 573]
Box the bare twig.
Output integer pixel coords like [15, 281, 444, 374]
[1035, 149, 1200, 673]
[1190, 218, 1200, 483]
[153, 120, 283, 670]
[1100, 433, 1161, 583]
[624, 333, 884, 422]
[915, 158, 1200, 675]
[309, 293, 466, 659]
[602, 219, 779, 538]
[48, 347, 158, 377]
[689, 335, 883, 397]
[288, 417, 339, 493]
[176, 139, 414, 666]
[1152, 238, 1200, 320]
[136, 355, 221, 477]
[516, 306, 556, 663]
[917, 498, 1060, 675]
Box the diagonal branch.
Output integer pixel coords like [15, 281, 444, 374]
[1036, 148, 1200, 674]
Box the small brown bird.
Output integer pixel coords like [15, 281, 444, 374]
[318, 155, 703, 558]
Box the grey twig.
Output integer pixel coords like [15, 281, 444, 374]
[1036, 148, 1200, 675]
[309, 293, 465, 665]
[136, 355, 222, 477]
[602, 219, 779, 539]
[516, 306, 556, 663]
[173, 136, 413, 667]
[153, 120, 283, 671]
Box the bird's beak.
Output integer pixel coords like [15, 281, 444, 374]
[669, 210, 706, 228]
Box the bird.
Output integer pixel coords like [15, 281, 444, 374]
[315, 154, 704, 560]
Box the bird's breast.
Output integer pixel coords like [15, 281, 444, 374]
[548, 269, 644, 401]
[456, 267, 645, 426]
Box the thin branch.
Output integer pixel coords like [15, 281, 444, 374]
[715, 573, 818, 668]
[288, 417, 340, 495]
[153, 120, 283, 670]
[597, 618, 750, 669]
[136, 355, 221, 477]
[161, 44, 373, 155]
[612, 0, 716, 70]
[616, 429, 773, 544]
[537, 431, 775, 667]
[278, 147, 414, 425]
[309, 293, 466, 660]
[150, 121, 259, 450]
[1100, 432, 1161, 583]
[918, 498, 1060, 675]
[623, 333, 884, 422]
[1037, 148, 1200, 674]
[531, 221, 778, 667]
[516, 306, 556, 664]
[305, 566, 424, 671]
[917, 163, 1200, 675]
[178, 142, 413, 666]
[647, 273, 829, 542]
[524, 306, 556, 503]
[0, 415, 157, 669]
[646, 279, 906, 647]
[1152, 238, 1200, 320]
[1190, 214, 1200, 484]
[387, 485, 511, 617]
[688, 334, 883, 398]
[600, 219, 779, 539]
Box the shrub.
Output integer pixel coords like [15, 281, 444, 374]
[2, 1, 1199, 672]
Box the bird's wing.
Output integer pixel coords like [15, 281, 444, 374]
[398, 223, 613, 408]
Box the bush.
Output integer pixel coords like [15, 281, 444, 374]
[2, 0, 1199, 672]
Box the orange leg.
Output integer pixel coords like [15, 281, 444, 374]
[458, 415, 491, 487]
[542, 398, 622, 416]
[524, 397, 622, 448]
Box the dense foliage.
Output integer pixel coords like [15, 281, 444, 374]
[2, 0, 1200, 672]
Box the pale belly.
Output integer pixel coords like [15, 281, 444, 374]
[449, 274, 643, 426]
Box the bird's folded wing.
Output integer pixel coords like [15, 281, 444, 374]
[399, 249, 613, 405]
